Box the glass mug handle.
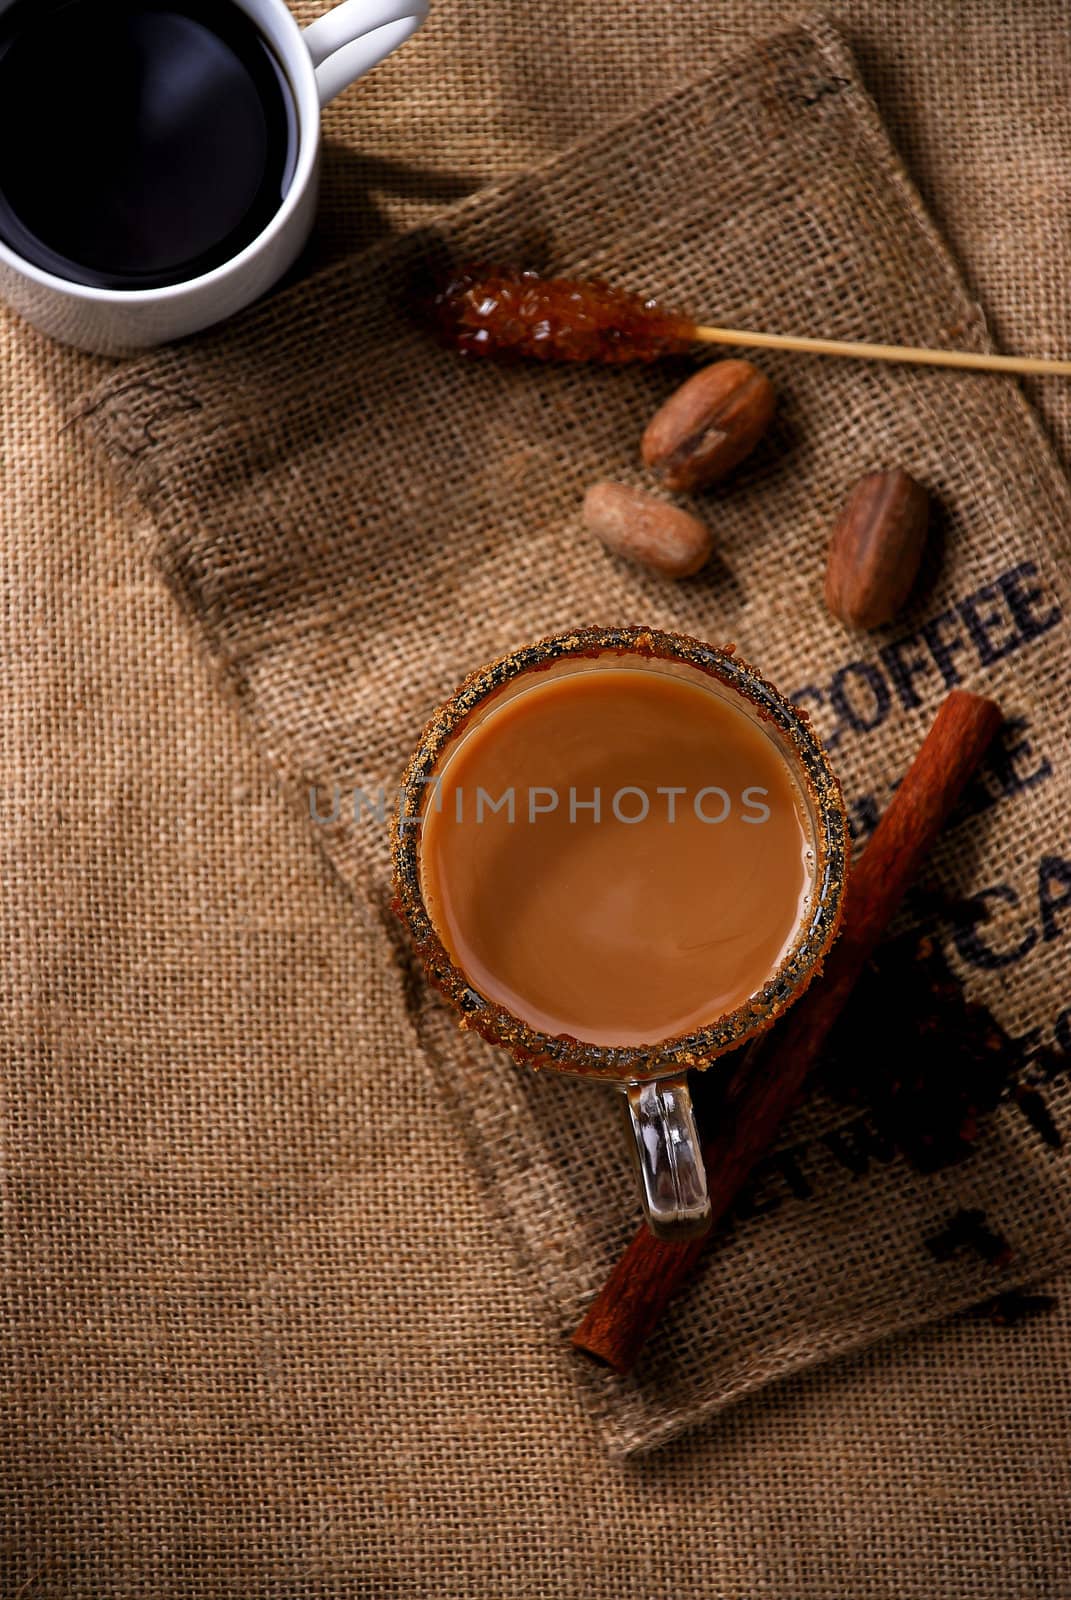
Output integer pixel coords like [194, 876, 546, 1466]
[623, 1076, 712, 1240]
[303, 0, 430, 107]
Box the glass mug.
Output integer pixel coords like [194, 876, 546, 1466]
[0, 0, 428, 354]
[391, 627, 848, 1238]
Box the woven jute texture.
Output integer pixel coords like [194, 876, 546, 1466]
[4, 3, 1071, 1595]
[76, 17, 1071, 1455]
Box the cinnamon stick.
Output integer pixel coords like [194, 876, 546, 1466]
[571, 688, 1004, 1374]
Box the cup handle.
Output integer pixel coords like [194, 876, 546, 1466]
[303, 0, 430, 107]
[624, 1076, 712, 1240]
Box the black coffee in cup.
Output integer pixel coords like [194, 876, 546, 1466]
[0, 0, 299, 291]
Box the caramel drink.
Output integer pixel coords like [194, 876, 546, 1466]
[420, 669, 811, 1048]
[392, 628, 847, 1239]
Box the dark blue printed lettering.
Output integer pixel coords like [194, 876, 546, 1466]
[999, 561, 1062, 644]
[959, 717, 1053, 819]
[920, 608, 970, 689]
[829, 662, 890, 736]
[987, 717, 1053, 799]
[793, 564, 1059, 759]
[821, 1116, 896, 1176]
[771, 1146, 814, 1200]
[732, 1160, 783, 1220]
[957, 581, 1022, 666]
[1055, 1008, 1071, 1058]
[925, 1209, 1012, 1267]
[1013, 1086, 1063, 1149]
[1039, 855, 1071, 943]
[880, 631, 933, 711]
[848, 793, 882, 841]
[950, 884, 1039, 970]
[955, 561, 1062, 669]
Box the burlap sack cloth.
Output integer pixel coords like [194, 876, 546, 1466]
[6, 4, 1071, 1594]
[74, 17, 1071, 1457]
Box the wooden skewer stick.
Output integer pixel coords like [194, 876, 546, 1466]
[438, 268, 1071, 376]
[691, 323, 1071, 378]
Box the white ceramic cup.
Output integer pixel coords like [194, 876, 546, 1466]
[0, 0, 429, 355]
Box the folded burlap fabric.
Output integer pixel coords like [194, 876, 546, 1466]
[80, 19, 1071, 1455]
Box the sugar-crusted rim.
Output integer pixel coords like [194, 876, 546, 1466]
[390, 626, 849, 1083]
